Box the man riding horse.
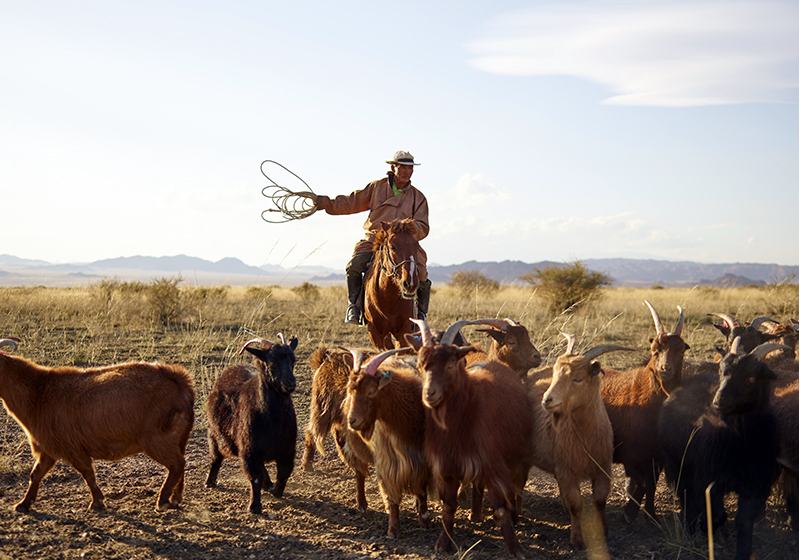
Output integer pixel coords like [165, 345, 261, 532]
[313, 150, 431, 325]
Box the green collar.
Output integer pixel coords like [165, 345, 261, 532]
[389, 174, 407, 196]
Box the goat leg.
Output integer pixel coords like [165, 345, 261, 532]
[488, 485, 524, 559]
[470, 483, 485, 522]
[205, 441, 223, 488]
[435, 480, 459, 553]
[270, 456, 293, 499]
[71, 457, 106, 511]
[156, 460, 186, 510]
[16, 453, 57, 512]
[300, 429, 316, 472]
[415, 487, 431, 528]
[558, 477, 585, 549]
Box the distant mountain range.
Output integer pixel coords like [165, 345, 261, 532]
[0, 254, 796, 288]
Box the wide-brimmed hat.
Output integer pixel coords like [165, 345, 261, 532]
[386, 150, 420, 166]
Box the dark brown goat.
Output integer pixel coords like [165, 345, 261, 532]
[415, 319, 532, 559]
[205, 334, 298, 514]
[465, 318, 542, 379]
[600, 301, 688, 522]
[345, 347, 431, 538]
[301, 346, 377, 512]
[0, 338, 194, 512]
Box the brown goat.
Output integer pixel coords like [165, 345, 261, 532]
[300, 345, 375, 511]
[0, 338, 194, 512]
[772, 370, 799, 530]
[600, 301, 689, 523]
[415, 319, 532, 559]
[345, 347, 431, 538]
[527, 332, 633, 549]
[464, 318, 542, 379]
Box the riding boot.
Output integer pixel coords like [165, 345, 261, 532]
[416, 279, 432, 322]
[344, 273, 363, 325]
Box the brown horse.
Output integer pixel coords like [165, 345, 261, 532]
[364, 218, 421, 350]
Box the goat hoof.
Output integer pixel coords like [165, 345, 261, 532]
[14, 502, 31, 513]
[90, 501, 106, 512]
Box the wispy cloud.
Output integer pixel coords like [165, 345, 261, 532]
[467, 0, 798, 107]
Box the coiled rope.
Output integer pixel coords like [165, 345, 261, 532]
[260, 160, 318, 223]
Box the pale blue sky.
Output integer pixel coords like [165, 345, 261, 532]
[3, 0, 797, 271]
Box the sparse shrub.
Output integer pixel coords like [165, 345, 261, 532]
[448, 269, 501, 299]
[246, 286, 274, 300]
[292, 282, 321, 302]
[519, 260, 612, 313]
[148, 275, 183, 325]
[93, 278, 121, 312]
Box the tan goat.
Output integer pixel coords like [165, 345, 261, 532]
[527, 332, 633, 549]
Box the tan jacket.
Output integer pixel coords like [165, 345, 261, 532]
[317, 175, 429, 242]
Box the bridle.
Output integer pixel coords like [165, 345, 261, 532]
[378, 238, 418, 299]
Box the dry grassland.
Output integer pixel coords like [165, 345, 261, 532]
[0, 281, 796, 559]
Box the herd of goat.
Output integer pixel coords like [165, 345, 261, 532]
[0, 302, 797, 560]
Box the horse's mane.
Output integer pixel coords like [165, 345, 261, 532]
[372, 218, 420, 249]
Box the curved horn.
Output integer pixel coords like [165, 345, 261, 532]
[363, 348, 409, 376]
[708, 313, 739, 329]
[442, 319, 472, 346]
[410, 318, 432, 347]
[583, 344, 636, 362]
[503, 318, 520, 327]
[239, 337, 273, 355]
[730, 336, 742, 355]
[0, 338, 19, 352]
[750, 342, 792, 361]
[674, 306, 685, 336]
[748, 316, 774, 330]
[346, 349, 365, 372]
[466, 318, 509, 331]
[277, 332, 287, 345]
[560, 331, 577, 355]
[644, 300, 664, 336]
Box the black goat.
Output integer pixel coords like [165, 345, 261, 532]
[205, 334, 299, 514]
[659, 338, 785, 560]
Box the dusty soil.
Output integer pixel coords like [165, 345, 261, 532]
[0, 365, 796, 560]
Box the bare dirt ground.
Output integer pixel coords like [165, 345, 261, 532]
[0, 361, 797, 560]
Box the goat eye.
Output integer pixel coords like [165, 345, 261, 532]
[747, 376, 755, 384]
[573, 377, 583, 384]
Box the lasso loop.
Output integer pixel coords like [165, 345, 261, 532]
[260, 160, 318, 223]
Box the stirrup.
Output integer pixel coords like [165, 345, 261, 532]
[344, 304, 361, 325]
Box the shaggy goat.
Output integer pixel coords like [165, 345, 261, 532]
[300, 345, 376, 511]
[527, 332, 633, 549]
[658, 339, 786, 560]
[0, 338, 194, 512]
[463, 318, 542, 379]
[772, 370, 799, 530]
[600, 301, 688, 522]
[415, 319, 532, 559]
[205, 334, 298, 514]
[345, 347, 431, 538]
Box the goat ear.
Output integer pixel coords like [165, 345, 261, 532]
[377, 372, 393, 390]
[684, 342, 691, 350]
[480, 329, 505, 345]
[289, 336, 299, 350]
[404, 333, 423, 351]
[588, 361, 603, 377]
[712, 324, 731, 338]
[648, 336, 655, 344]
[244, 346, 271, 363]
[455, 346, 476, 361]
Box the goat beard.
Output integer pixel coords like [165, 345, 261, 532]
[430, 403, 448, 431]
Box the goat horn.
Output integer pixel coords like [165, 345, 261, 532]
[465, 318, 509, 331]
[560, 331, 577, 355]
[442, 319, 472, 346]
[748, 316, 774, 330]
[363, 348, 409, 376]
[239, 337, 273, 354]
[674, 306, 685, 337]
[503, 318, 520, 327]
[0, 338, 19, 352]
[345, 349, 365, 372]
[644, 300, 664, 336]
[583, 344, 636, 362]
[730, 336, 742, 355]
[750, 342, 792, 361]
[708, 313, 739, 329]
[410, 318, 432, 347]
[277, 332, 287, 345]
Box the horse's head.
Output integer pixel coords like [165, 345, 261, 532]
[374, 218, 421, 299]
